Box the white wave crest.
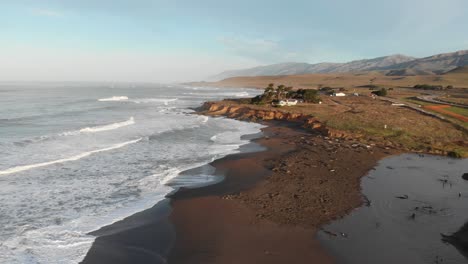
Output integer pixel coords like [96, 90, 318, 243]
[234, 92, 250, 97]
[80, 117, 134, 133]
[198, 116, 209, 123]
[0, 138, 142, 176]
[98, 96, 129, 102]
[130, 98, 178, 105]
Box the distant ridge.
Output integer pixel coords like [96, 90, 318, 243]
[444, 66, 468, 74]
[379, 50, 468, 74]
[208, 50, 468, 81]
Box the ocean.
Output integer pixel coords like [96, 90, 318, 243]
[0, 83, 263, 263]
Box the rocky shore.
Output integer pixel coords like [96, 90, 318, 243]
[128, 100, 411, 263]
[198, 101, 400, 228]
[199, 100, 467, 157]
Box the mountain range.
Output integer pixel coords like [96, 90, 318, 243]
[209, 50, 468, 81]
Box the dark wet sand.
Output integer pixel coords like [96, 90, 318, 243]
[82, 199, 173, 264]
[83, 121, 397, 264]
[168, 123, 334, 264]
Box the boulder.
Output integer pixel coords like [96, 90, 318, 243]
[462, 173, 468, 181]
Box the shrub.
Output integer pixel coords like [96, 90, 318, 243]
[448, 151, 462, 159]
[302, 89, 320, 103]
[371, 88, 388, 97]
[319, 87, 333, 92]
[251, 95, 263, 104]
[413, 84, 444, 90]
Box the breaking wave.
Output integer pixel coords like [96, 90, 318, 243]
[198, 116, 209, 123]
[0, 138, 142, 176]
[79, 117, 135, 133]
[13, 118, 135, 146]
[130, 98, 178, 105]
[98, 96, 129, 102]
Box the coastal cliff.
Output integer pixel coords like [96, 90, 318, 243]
[199, 100, 467, 157]
[199, 101, 354, 139]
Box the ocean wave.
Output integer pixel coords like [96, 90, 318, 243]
[130, 98, 178, 105]
[183, 91, 250, 97]
[78, 117, 134, 134]
[198, 116, 209, 123]
[0, 138, 142, 176]
[151, 167, 182, 186]
[98, 96, 129, 102]
[0, 106, 119, 125]
[234, 92, 250, 97]
[13, 117, 136, 146]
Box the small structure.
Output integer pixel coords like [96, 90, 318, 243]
[331, 92, 346, 97]
[285, 99, 298, 106]
[273, 99, 298, 107]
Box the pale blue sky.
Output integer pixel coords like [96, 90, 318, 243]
[0, 0, 467, 82]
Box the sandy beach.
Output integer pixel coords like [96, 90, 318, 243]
[83, 118, 399, 263]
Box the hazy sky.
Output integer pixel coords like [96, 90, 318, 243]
[1, 0, 467, 82]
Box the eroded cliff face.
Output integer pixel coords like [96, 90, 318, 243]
[198, 101, 465, 157]
[199, 101, 336, 136]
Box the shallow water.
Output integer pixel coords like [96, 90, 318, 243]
[318, 154, 468, 264]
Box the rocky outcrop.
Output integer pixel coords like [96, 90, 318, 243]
[199, 101, 467, 158]
[199, 102, 333, 135]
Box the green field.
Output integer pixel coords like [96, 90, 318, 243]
[446, 106, 468, 117]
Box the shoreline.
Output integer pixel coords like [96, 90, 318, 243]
[168, 122, 335, 263]
[83, 116, 399, 263]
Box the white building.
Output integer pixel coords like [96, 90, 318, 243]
[331, 92, 346, 97]
[275, 99, 298, 106]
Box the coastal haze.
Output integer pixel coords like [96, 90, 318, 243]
[0, 84, 262, 263]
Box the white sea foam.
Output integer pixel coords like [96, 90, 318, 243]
[0, 138, 142, 176]
[234, 92, 250, 97]
[130, 98, 178, 105]
[0, 162, 217, 264]
[79, 117, 135, 133]
[198, 116, 209, 123]
[98, 96, 129, 102]
[0, 85, 266, 263]
[155, 168, 182, 185]
[210, 131, 245, 145]
[13, 118, 135, 146]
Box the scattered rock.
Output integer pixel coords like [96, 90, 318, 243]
[396, 195, 409, 200]
[462, 173, 468, 181]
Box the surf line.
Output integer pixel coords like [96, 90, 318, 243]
[79, 117, 135, 133]
[0, 138, 142, 176]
